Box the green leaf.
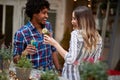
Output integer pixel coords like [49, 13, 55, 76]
[16, 56, 32, 68]
[79, 61, 108, 80]
[0, 45, 13, 60]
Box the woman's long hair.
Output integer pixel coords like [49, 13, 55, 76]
[73, 6, 100, 52]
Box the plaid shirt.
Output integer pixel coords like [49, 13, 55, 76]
[13, 21, 56, 70]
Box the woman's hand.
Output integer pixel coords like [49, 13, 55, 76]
[44, 35, 67, 58]
[44, 35, 57, 46]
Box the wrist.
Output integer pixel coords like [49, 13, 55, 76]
[54, 41, 59, 47]
[57, 68, 62, 73]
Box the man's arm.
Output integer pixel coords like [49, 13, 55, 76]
[52, 51, 62, 75]
[13, 31, 24, 63]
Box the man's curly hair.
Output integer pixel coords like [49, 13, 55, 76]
[25, 0, 50, 20]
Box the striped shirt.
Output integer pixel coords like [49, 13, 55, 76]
[13, 21, 56, 70]
[62, 29, 102, 80]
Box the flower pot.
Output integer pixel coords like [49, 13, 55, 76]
[16, 67, 31, 80]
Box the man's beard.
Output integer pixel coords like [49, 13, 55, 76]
[40, 23, 45, 29]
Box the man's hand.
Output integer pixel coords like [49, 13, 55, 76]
[23, 44, 37, 55]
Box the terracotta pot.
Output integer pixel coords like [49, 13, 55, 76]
[16, 67, 31, 80]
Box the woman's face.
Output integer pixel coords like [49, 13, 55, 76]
[71, 12, 78, 29]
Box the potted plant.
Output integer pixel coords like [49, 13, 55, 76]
[79, 58, 108, 80]
[0, 71, 8, 80]
[0, 45, 12, 71]
[15, 55, 32, 80]
[40, 70, 59, 80]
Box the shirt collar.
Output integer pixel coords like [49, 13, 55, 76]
[26, 21, 36, 31]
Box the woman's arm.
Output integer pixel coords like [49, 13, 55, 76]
[44, 31, 79, 64]
[44, 35, 67, 58]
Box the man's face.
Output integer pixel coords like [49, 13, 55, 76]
[33, 8, 49, 26]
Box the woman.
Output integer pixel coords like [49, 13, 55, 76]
[44, 6, 102, 80]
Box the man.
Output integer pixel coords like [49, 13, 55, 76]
[13, 0, 61, 72]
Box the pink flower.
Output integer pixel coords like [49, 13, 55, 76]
[98, 56, 104, 61]
[83, 57, 94, 63]
[88, 57, 94, 63]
